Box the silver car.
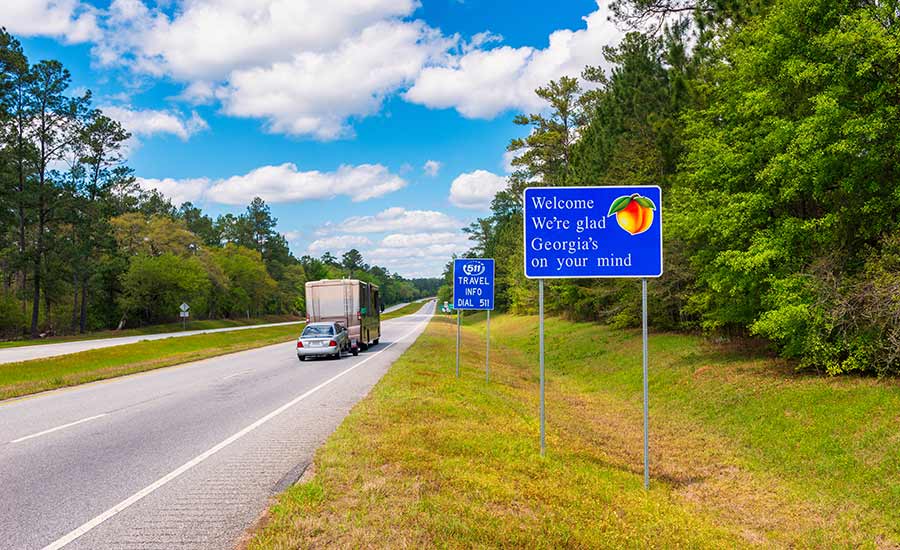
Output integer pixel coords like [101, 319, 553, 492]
[297, 322, 351, 361]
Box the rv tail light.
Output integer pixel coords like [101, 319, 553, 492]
[328, 340, 337, 347]
[357, 310, 361, 320]
[297, 341, 303, 348]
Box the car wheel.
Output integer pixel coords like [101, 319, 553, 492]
[297, 355, 305, 362]
[372, 338, 379, 345]
[352, 348, 359, 356]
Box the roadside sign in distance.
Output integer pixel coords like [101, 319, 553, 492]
[523, 186, 663, 279]
[453, 258, 495, 311]
[180, 302, 190, 312]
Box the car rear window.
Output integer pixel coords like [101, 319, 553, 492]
[302, 325, 334, 337]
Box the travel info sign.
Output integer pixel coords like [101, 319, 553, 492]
[523, 186, 662, 278]
[453, 258, 495, 310]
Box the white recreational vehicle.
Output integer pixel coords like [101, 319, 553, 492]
[304, 279, 382, 353]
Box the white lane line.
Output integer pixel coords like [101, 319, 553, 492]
[11, 414, 108, 444]
[222, 370, 253, 381]
[42, 311, 431, 550]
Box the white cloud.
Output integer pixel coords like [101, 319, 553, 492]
[282, 230, 303, 243]
[366, 231, 472, 276]
[380, 232, 467, 248]
[138, 177, 210, 206]
[307, 235, 373, 254]
[405, 3, 621, 118]
[209, 163, 406, 205]
[138, 163, 406, 206]
[175, 81, 217, 105]
[423, 160, 442, 177]
[96, 0, 419, 81]
[449, 170, 508, 210]
[502, 150, 518, 173]
[368, 243, 464, 260]
[218, 20, 451, 139]
[321, 207, 463, 235]
[0, 0, 100, 43]
[101, 105, 209, 140]
[300, 227, 471, 278]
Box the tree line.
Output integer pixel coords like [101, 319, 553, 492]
[450, 0, 900, 375]
[0, 30, 437, 340]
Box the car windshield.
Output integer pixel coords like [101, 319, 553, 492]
[302, 325, 334, 337]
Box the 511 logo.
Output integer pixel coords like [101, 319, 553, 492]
[462, 261, 486, 276]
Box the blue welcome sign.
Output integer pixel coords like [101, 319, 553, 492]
[523, 186, 663, 278]
[453, 258, 495, 310]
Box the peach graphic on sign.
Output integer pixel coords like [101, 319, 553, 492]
[607, 193, 656, 235]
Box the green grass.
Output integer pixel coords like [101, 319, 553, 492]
[381, 301, 429, 321]
[0, 314, 302, 349]
[0, 323, 302, 400]
[499, 314, 900, 545]
[248, 313, 900, 549]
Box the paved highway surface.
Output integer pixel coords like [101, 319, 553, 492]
[0, 301, 434, 550]
[0, 321, 305, 366]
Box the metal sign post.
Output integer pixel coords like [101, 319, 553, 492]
[456, 310, 461, 378]
[523, 186, 663, 481]
[539, 279, 545, 456]
[486, 311, 491, 382]
[452, 258, 495, 380]
[642, 278, 649, 489]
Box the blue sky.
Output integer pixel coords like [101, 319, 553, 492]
[6, 0, 622, 277]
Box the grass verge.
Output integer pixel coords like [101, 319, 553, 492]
[247, 313, 900, 549]
[0, 324, 302, 400]
[0, 315, 302, 349]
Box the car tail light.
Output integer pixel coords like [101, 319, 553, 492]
[297, 341, 303, 348]
[328, 340, 337, 347]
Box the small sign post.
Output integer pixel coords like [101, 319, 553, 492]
[180, 302, 190, 330]
[452, 258, 495, 380]
[524, 186, 662, 485]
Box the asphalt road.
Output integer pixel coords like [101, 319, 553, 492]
[0, 321, 304, 366]
[0, 300, 434, 550]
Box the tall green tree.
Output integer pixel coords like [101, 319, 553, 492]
[507, 76, 585, 190]
[0, 32, 31, 317]
[245, 197, 276, 251]
[178, 202, 219, 247]
[67, 110, 131, 332]
[25, 60, 91, 336]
